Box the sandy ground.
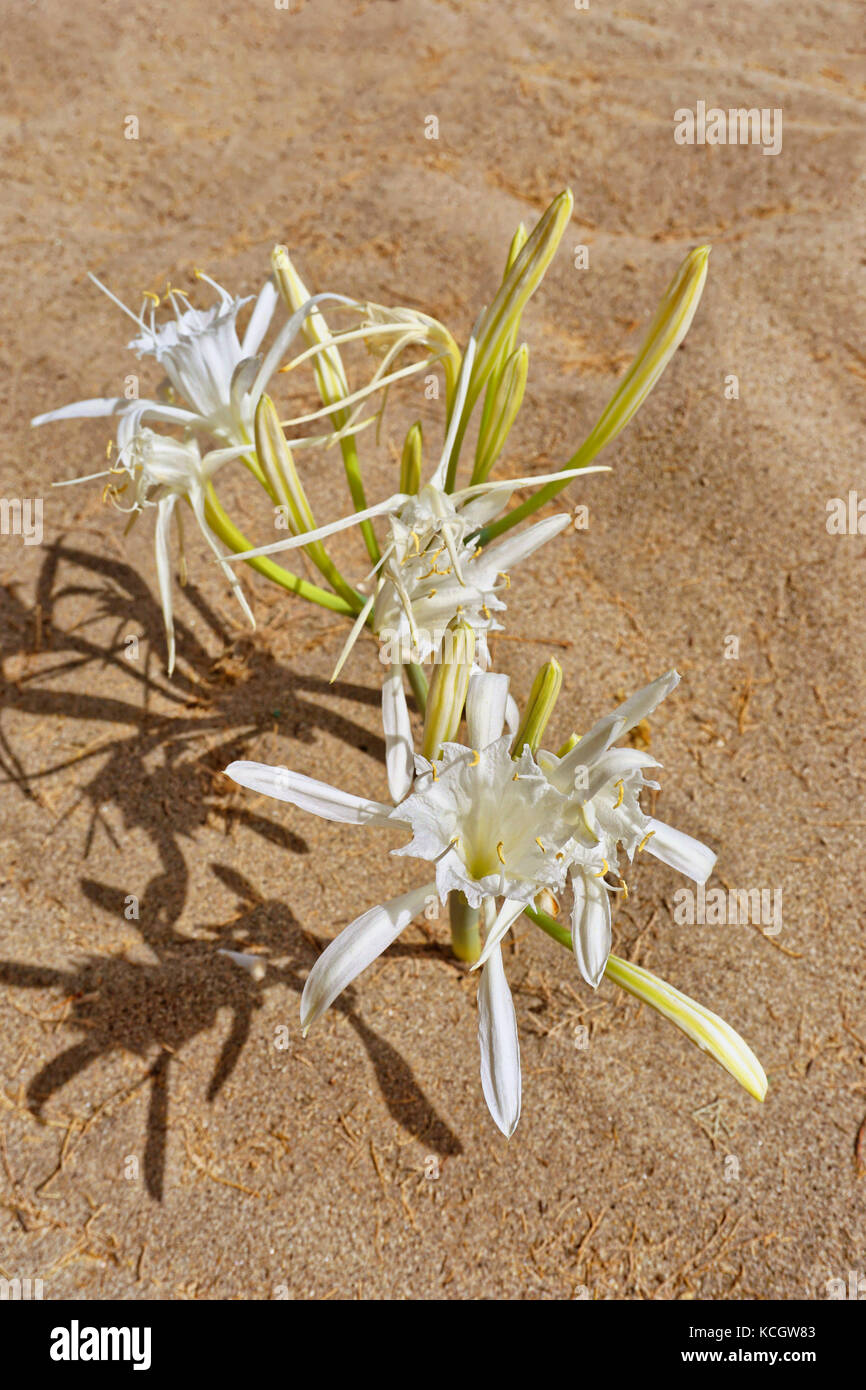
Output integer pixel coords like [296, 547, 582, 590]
[1, 0, 865, 1300]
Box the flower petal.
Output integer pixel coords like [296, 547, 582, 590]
[153, 494, 178, 676]
[466, 671, 509, 750]
[477, 942, 522, 1137]
[644, 818, 716, 884]
[475, 897, 527, 969]
[301, 882, 435, 1032]
[383, 664, 414, 803]
[571, 871, 612, 988]
[241, 278, 280, 356]
[224, 760, 396, 825]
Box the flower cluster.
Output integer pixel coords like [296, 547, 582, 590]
[32, 189, 766, 1136]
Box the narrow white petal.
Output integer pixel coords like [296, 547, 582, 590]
[383, 664, 414, 803]
[241, 279, 280, 356]
[32, 397, 126, 426]
[478, 513, 569, 577]
[475, 897, 527, 969]
[571, 871, 612, 988]
[466, 671, 509, 750]
[477, 943, 522, 1137]
[644, 818, 716, 884]
[301, 882, 435, 1031]
[612, 669, 680, 733]
[453, 463, 610, 504]
[331, 592, 375, 683]
[224, 493, 406, 562]
[153, 495, 178, 676]
[505, 692, 520, 735]
[224, 760, 396, 825]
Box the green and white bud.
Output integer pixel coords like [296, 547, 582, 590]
[254, 395, 358, 608]
[569, 244, 710, 467]
[472, 343, 529, 484]
[400, 421, 423, 495]
[421, 620, 476, 760]
[604, 953, 767, 1102]
[511, 658, 563, 757]
[470, 190, 572, 410]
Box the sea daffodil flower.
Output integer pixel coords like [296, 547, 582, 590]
[31, 271, 353, 476]
[223, 666, 724, 1135]
[227, 341, 608, 798]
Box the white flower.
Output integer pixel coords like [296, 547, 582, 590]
[223, 670, 738, 1134]
[225, 669, 550, 1136]
[514, 669, 717, 989]
[228, 339, 608, 799]
[109, 428, 254, 675]
[31, 270, 349, 454]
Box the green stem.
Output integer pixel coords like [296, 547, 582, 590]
[406, 661, 428, 714]
[338, 433, 381, 565]
[443, 409, 471, 494]
[523, 902, 573, 950]
[204, 485, 358, 616]
[449, 892, 481, 964]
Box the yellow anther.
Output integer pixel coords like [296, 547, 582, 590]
[592, 858, 610, 878]
[449, 834, 460, 847]
[193, 267, 206, 280]
[428, 588, 437, 597]
[496, 841, 506, 865]
[498, 571, 511, 589]
[619, 877, 629, 901]
[555, 851, 565, 861]
[410, 530, 421, 554]
[535, 837, 546, 852]
[481, 604, 491, 620]
[106, 440, 113, 458]
[142, 290, 160, 306]
[637, 829, 656, 853]
[614, 779, 624, 809]
[430, 763, 438, 781]
[468, 749, 480, 767]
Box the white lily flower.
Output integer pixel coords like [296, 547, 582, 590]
[528, 669, 716, 989]
[224, 669, 562, 1134]
[224, 668, 722, 1130]
[227, 340, 608, 798]
[106, 428, 254, 675]
[32, 270, 350, 455]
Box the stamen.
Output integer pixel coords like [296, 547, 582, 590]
[430, 763, 438, 780]
[141, 290, 160, 306]
[592, 858, 610, 878]
[498, 571, 511, 588]
[535, 837, 546, 852]
[614, 779, 624, 808]
[468, 749, 480, 767]
[496, 841, 506, 865]
[637, 829, 656, 853]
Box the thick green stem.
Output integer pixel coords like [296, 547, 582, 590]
[406, 661, 428, 714]
[337, 433, 381, 565]
[449, 892, 481, 964]
[523, 902, 573, 950]
[204, 486, 358, 616]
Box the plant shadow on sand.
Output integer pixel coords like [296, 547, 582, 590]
[0, 540, 462, 1200]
